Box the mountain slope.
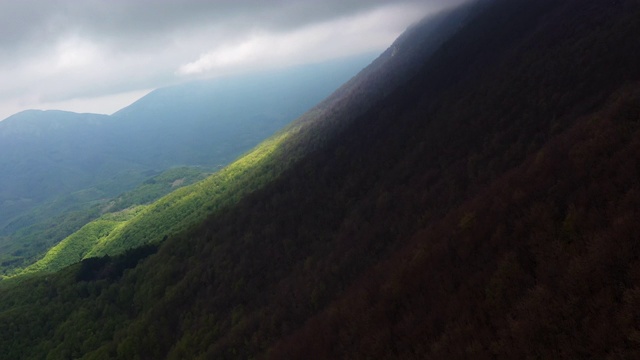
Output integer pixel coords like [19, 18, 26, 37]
[266, 1, 640, 357]
[0, 55, 371, 233]
[3, 6, 473, 278]
[1, 0, 640, 358]
[0, 166, 208, 276]
[0, 4, 476, 358]
[108, 55, 376, 167]
[0, 56, 372, 275]
[17, 131, 294, 274]
[270, 77, 640, 360]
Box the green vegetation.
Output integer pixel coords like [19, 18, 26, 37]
[0, 56, 372, 243]
[101, 166, 210, 214]
[1, 0, 640, 359]
[84, 130, 297, 258]
[6, 130, 296, 278]
[19, 206, 147, 275]
[0, 167, 208, 276]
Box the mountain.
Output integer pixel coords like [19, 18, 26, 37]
[4, 5, 475, 278]
[0, 55, 373, 272]
[0, 55, 371, 230]
[108, 56, 378, 167]
[0, 111, 112, 228]
[1, 0, 640, 358]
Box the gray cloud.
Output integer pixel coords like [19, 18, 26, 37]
[1, 1, 424, 51]
[0, 0, 463, 120]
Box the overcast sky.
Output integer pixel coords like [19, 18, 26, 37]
[0, 0, 461, 120]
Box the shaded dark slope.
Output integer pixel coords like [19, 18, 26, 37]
[271, 81, 640, 360]
[116, 0, 638, 357]
[267, 0, 640, 358]
[146, 0, 640, 358]
[1, 0, 639, 359]
[0, 4, 481, 359]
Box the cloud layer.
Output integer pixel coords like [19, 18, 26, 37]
[0, 0, 460, 120]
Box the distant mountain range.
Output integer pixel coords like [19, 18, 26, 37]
[0, 55, 373, 233]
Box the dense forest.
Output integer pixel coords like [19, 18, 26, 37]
[0, 167, 209, 276]
[1, 0, 640, 358]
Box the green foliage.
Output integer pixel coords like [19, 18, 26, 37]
[87, 130, 297, 258]
[6, 129, 296, 278]
[0, 167, 207, 276]
[0, 56, 372, 241]
[19, 206, 147, 275]
[1, 1, 640, 359]
[103, 167, 210, 213]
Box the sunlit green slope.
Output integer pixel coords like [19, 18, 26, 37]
[15, 128, 299, 275]
[5, 0, 466, 278]
[1, 167, 208, 276]
[0, 56, 374, 282]
[20, 206, 147, 275]
[87, 130, 297, 258]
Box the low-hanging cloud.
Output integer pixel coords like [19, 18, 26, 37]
[0, 0, 464, 120]
[177, 4, 427, 76]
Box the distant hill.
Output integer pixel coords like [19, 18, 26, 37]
[108, 57, 377, 167]
[1, 0, 640, 359]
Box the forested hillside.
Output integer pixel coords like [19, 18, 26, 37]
[0, 1, 473, 281]
[0, 167, 208, 276]
[1, 0, 639, 358]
